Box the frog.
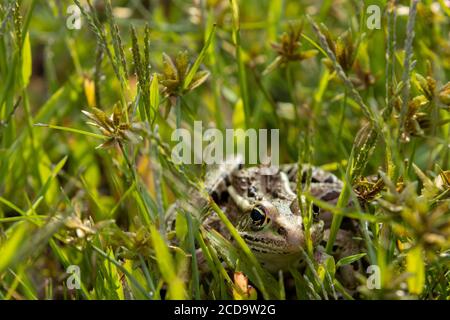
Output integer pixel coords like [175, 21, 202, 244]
[167, 157, 363, 280]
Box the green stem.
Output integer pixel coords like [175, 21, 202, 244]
[337, 89, 347, 143]
[286, 63, 300, 124]
[325, 164, 352, 254]
[175, 97, 181, 129]
[119, 141, 153, 224]
[186, 213, 200, 300]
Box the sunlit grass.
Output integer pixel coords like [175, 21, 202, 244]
[0, 0, 449, 300]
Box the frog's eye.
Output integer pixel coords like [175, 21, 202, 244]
[250, 205, 266, 225]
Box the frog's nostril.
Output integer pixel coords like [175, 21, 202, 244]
[277, 227, 287, 236]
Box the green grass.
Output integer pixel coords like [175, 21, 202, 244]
[0, 0, 450, 300]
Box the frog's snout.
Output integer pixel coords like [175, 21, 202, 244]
[275, 214, 305, 251]
[286, 228, 304, 250]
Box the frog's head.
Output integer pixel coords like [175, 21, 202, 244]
[228, 171, 324, 271]
[235, 199, 324, 271]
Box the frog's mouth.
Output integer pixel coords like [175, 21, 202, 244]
[239, 232, 307, 272]
[239, 220, 324, 256]
[239, 231, 305, 256]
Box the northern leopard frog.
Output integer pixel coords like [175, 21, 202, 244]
[168, 158, 361, 277]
